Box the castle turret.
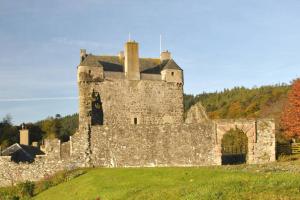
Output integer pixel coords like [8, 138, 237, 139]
[124, 41, 140, 80]
[161, 59, 183, 84]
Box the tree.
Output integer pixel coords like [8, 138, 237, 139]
[281, 79, 300, 138]
[39, 117, 56, 139]
[2, 114, 12, 125]
[0, 114, 18, 148]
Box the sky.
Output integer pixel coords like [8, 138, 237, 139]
[0, 0, 300, 124]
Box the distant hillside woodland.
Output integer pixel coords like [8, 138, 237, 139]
[0, 84, 292, 148]
[184, 84, 290, 120]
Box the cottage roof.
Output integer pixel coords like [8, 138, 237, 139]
[80, 55, 182, 74]
[1, 143, 44, 163]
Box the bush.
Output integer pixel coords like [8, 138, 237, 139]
[0, 186, 20, 200]
[40, 180, 53, 191]
[34, 169, 87, 194]
[65, 170, 86, 181]
[0, 169, 87, 199]
[278, 154, 300, 162]
[17, 181, 35, 198]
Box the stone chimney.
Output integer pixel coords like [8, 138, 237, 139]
[160, 50, 171, 61]
[80, 49, 87, 62]
[19, 124, 29, 146]
[124, 41, 140, 80]
[118, 51, 124, 63]
[118, 51, 124, 59]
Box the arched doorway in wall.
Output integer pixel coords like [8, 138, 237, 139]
[221, 128, 248, 165]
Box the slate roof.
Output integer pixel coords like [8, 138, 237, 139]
[161, 59, 182, 71]
[80, 55, 182, 74]
[1, 143, 44, 163]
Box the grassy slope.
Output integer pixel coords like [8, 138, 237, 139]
[34, 166, 300, 200]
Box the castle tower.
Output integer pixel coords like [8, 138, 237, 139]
[19, 124, 29, 146]
[124, 41, 140, 80]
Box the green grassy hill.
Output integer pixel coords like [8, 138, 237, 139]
[32, 163, 300, 200]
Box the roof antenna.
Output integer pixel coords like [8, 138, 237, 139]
[160, 34, 162, 53]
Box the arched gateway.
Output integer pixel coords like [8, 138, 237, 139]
[213, 119, 276, 165]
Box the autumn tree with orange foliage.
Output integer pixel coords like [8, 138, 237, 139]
[281, 79, 300, 138]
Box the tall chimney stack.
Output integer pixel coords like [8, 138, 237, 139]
[19, 124, 29, 146]
[124, 41, 140, 80]
[160, 50, 171, 61]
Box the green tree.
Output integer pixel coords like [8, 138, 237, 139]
[0, 115, 19, 148]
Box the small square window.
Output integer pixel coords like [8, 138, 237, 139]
[134, 117, 138, 125]
[171, 72, 174, 76]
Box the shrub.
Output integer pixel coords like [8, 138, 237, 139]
[65, 170, 86, 181]
[17, 181, 35, 198]
[0, 169, 87, 199]
[278, 154, 300, 162]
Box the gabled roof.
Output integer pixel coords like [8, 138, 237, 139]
[161, 59, 182, 71]
[80, 55, 105, 68]
[80, 55, 182, 74]
[1, 143, 44, 163]
[140, 59, 168, 74]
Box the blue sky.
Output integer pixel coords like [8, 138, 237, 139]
[0, 0, 300, 124]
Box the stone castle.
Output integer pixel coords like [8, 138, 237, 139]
[0, 41, 276, 186]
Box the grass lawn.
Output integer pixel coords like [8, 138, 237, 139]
[33, 166, 300, 200]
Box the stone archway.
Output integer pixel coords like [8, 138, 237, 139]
[214, 119, 257, 165]
[221, 128, 248, 165]
[213, 119, 276, 165]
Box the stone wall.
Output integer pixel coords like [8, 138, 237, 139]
[75, 119, 275, 167]
[104, 72, 162, 81]
[89, 123, 216, 167]
[79, 79, 184, 126]
[0, 139, 77, 187]
[253, 119, 276, 163]
[185, 102, 209, 123]
[0, 119, 276, 187]
[70, 128, 92, 168]
[61, 141, 70, 160]
[0, 156, 70, 187]
[43, 139, 61, 160]
[140, 73, 162, 80]
[104, 71, 125, 79]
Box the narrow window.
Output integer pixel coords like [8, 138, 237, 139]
[89, 70, 92, 74]
[171, 72, 174, 76]
[134, 117, 138, 125]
